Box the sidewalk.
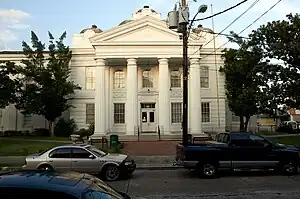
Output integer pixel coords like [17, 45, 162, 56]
[0, 155, 177, 170]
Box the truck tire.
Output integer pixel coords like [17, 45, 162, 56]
[281, 160, 299, 176]
[197, 162, 218, 178]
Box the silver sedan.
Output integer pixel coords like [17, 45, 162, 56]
[22, 144, 136, 181]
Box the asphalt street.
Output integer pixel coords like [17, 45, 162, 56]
[108, 170, 300, 199]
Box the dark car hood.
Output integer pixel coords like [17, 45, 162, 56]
[277, 143, 300, 151]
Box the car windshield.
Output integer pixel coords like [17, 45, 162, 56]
[86, 146, 107, 157]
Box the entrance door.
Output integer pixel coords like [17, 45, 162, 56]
[141, 103, 156, 133]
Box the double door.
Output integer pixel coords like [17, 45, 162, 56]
[141, 108, 156, 132]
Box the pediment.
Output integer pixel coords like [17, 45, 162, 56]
[90, 16, 194, 43]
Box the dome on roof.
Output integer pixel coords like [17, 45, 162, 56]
[136, 5, 158, 14]
[80, 25, 103, 34]
[119, 20, 133, 26]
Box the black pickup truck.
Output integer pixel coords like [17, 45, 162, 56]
[175, 132, 300, 178]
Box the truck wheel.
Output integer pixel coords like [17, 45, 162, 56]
[281, 160, 299, 175]
[198, 163, 218, 178]
[102, 165, 120, 181]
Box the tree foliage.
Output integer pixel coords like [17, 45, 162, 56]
[15, 31, 80, 136]
[0, 61, 20, 108]
[220, 32, 272, 131]
[249, 13, 300, 109]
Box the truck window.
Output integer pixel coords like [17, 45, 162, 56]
[249, 134, 270, 147]
[219, 134, 225, 142]
[222, 134, 229, 143]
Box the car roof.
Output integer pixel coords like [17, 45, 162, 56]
[0, 170, 91, 197]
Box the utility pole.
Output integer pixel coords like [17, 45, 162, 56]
[167, 0, 207, 146]
[180, 0, 189, 146]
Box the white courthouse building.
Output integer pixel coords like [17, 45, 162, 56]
[0, 6, 235, 137]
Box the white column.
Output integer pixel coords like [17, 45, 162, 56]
[126, 58, 138, 135]
[105, 66, 110, 133]
[189, 58, 202, 134]
[94, 58, 106, 135]
[158, 58, 171, 134]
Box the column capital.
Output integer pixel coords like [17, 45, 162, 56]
[189, 58, 200, 65]
[127, 58, 137, 66]
[158, 58, 169, 65]
[95, 58, 106, 66]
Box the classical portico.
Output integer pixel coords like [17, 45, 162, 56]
[68, 5, 226, 138]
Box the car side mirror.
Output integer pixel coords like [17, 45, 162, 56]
[89, 155, 95, 159]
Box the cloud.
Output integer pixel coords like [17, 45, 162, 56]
[0, 9, 31, 50]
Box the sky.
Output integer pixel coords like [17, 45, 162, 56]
[0, 0, 299, 50]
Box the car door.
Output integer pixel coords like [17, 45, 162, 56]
[71, 148, 100, 174]
[47, 148, 72, 171]
[248, 134, 278, 168]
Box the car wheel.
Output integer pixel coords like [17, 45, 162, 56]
[103, 165, 120, 181]
[281, 160, 299, 175]
[38, 164, 53, 171]
[198, 163, 218, 178]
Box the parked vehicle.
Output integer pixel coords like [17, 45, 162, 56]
[0, 170, 131, 198]
[277, 121, 300, 134]
[22, 144, 136, 181]
[174, 132, 300, 178]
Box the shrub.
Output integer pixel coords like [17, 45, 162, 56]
[32, 128, 50, 136]
[54, 118, 77, 137]
[75, 123, 94, 139]
[3, 131, 22, 137]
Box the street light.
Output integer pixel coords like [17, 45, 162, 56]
[167, 2, 207, 146]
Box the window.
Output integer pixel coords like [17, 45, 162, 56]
[86, 67, 96, 89]
[170, 70, 181, 88]
[86, 103, 95, 124]
[114, 70, 125, 88]
[249, 134, 270, 147]
[200, 66, 209, 88]
[171, 103, 182, 123]
[142, 69, 153, 88]
[72, 148, 92, 159]
[49, 148, 72, 158]
[23, 114, 32, 127]
[114, 103, 125, 124]
[201, 102, 210, 122]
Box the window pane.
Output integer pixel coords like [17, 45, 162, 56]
[201, 102, 210, 123]
[142, 69, 153, 88]
[49, 148, 71, 158]
[171, 103, 182, 123]
[72, 148, 92, 159]
[170, 70, 181, 88]
[149, 112, 154, 123]
[114, 103, 125, 124]
[86, 67, 96, 89]
[114, 70, 125, 89]
[86, 103, 95, 124]
[23, 114, 32, 127]
[200, 66, 209, 88]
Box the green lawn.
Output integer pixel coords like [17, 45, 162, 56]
[5, 136, 70, 141]
[0, 140, 64, 156]
[256, 131, 280, 136]
[270, 136, 300, 146]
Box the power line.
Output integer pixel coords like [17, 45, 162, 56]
[201, 0, 260, 49]
[191, 0, 283, 60]
[193, 0, 249, 22]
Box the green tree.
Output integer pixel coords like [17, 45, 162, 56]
[0, 61, 20, 108]
[220, 32, 273, 131]
[16, 31, 80, 136]
[249, 13, 300, 110]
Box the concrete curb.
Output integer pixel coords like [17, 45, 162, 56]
[136, 164, 183, 170]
